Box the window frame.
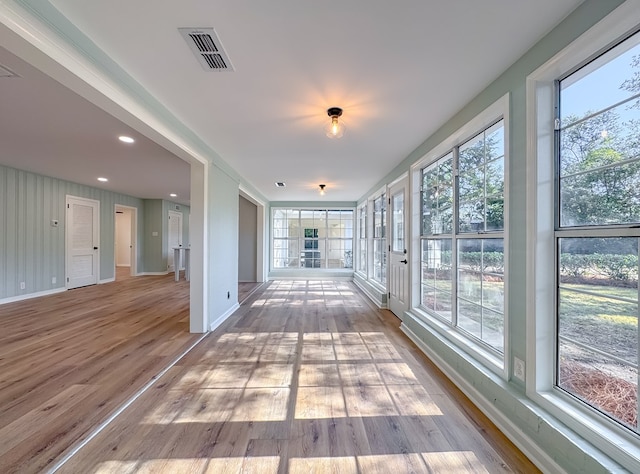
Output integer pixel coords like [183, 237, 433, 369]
[372, 192, 387, 286]
[527, 2, 640, 469]
[357, 203, 368, 276]
[410, 94, 510, 376]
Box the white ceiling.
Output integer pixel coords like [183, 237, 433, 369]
[2, 0, 583, 203]
[0, 46, 191, 204]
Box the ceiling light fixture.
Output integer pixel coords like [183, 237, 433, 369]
[169, 193, 177, 197]
[97, 177, 108, 182]
[118, 135, 135, 144]
[325, 107, 345, 139]
[319, 184, 326, 195]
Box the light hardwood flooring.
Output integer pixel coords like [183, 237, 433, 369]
[0, 272, 199, 473]
[238, 282, 264, 304]
[54, 280, 539, 474]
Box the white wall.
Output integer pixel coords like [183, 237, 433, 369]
[115, 209, 131, 266]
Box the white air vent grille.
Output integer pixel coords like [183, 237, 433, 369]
[0, 64, 19, 78]
[179, 27, 234, 71]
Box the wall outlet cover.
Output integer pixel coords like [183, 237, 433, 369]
[514, 357, 525, 381]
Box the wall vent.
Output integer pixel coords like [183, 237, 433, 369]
[179, 27, 234, 71]
[0, 64, 19, 78]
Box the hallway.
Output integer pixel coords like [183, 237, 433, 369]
[56, 280, 537, 473]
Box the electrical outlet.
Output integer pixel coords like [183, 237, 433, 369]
[52, 277, 57, 284]
[20, 282, 26, 290]
[514, 357, 525, 381]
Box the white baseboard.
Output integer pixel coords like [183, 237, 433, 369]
[99, 278, 115, 284]
[138, 271, 170, 276]
[0, 287, 66, 305]
[353, 278, 387, 308]
[209, 303, 240, 332]
[400, 322, 566, 474]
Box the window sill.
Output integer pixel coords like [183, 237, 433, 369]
[529, 388, 640, 471]
[409, 307, 505, 376]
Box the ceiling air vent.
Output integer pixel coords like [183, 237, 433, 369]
[179, 27, 234, 71]
[0, 64, 19, 78]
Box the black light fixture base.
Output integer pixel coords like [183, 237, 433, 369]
[327, 107, 343, 117]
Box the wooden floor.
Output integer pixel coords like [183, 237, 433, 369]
[0, 270, 200, 473]
[238, 282, 263, 304]
[54, 280, 539, 474]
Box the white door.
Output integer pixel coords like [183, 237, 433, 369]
[388, 177, 409, 318]
[168, 210, 183, 272]
[66, 196, 100, 289]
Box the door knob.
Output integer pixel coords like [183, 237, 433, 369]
[94, 246, 99, 250]
[400, 259, 407, 264]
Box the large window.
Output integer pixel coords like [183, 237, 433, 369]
[357, 204, 367, 274]
[420, 120, 505, 355]
[372, 194, 386, 285]
[272, 209, 353, 269]
[556, 30, 640, 433]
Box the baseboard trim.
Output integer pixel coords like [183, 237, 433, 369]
[209, 303, 240, 332]
[138, 271, 170, 276]
[99, 278, 115, 284]
[352, 278, 387, 309]
[401, 322, 566, 474]
[0, 288, 66, 305]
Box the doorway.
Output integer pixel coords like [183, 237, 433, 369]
[167, 210, 183, 273]
[115, 205, 137, 279]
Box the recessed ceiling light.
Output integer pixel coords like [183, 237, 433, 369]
[118, 135, 135, 144]
[97, 177, 108, 182]
[169, 193, 177, 197]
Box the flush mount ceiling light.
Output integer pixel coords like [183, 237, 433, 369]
[118, 135, 135, 144]
[169, 193, 177, 197]
[97, 177, 108, 182]
[319, 184, 326, 195]
[324, 107, 345, 139]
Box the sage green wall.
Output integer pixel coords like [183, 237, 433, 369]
[142, 199, 164, 273]
[0, 164, 144, 300]
[355, 1, 626, 471]
[142, 199, 191, 273]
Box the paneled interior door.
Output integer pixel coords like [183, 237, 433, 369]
[66, 195, 100, 289]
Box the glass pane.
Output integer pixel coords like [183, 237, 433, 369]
[273, 239, 299, 268]
[422, 152, 454, 236]
[560, 30, 640, 128]
[358, 238, 367, 273]
[458, 201, 484, 233]
[559, 30, 640, 228]
[458, 121, 504, 234]
[558, 237, 638, 428]
[457, 238, 504, 352]
[560, 159, 640, 227]
[459, 131, 485, 173]
[392, 191, 404, 252]
[373, 239, 387, 285]
[421, 239, 453, 321]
